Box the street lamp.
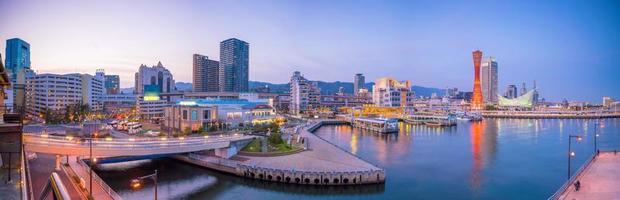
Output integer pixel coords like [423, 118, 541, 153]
[567, 135, 582, 180]
[85, 137, 96, 198]
[594, 119, 600, 154]
[131, 170, 158, 200]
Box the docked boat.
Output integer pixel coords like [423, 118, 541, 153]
[454, 111, 483, 121]
[404, 113, 457, 127]
[351, 117, 399, 133]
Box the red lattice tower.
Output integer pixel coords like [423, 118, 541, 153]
[471, 50, 484, 110]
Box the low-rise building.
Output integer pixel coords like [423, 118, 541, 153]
[25, 71, 104, 115]
[372, 77, 414, 107]
[163, 99, 276, 132]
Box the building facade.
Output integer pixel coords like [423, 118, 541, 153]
[25, 72, 104, 115]
[289, 71, 321, 115]
[192, 54, 220, 92]
[80, 74, 105, 111]
[104, 75, 120, 94]
[163, 99, 275, 132]
[481, 57, 498, 104]
[219, 38, 249, 92]
[5, 38, 31, 82]
[134, 62, 175, 94]
[354, 73, 365, 95]
[372, 77, 414, 107]
[505, 85, 518, 99]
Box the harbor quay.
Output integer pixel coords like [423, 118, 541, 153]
[176, 120, 385, 185]
[482, 111, 620, 119]
[550, 151, 620, 200]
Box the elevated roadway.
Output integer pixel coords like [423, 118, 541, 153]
[23, 133, 255, 157]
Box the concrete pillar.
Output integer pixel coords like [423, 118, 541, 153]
[55, 155, 61, 171]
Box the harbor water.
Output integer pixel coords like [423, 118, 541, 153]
[94, 118, 620, 199]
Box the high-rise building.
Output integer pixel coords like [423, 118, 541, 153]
[5, 38, 32, 109]
[372, 77, 414, 107]
[521, 82, 527, 96]
[219, 38, 249, 92]
[289, 71, 321, 115]
[5, 38, 31, 81]
[134, 61, 175, 94]
[192, 54, 220, 92]
[471, 50, 484, 110]
[481, 57, 498, 104]
[532, 80, 539, 104]
[445, 87, 459, 98]
[354, 73, 365, 95]
[505, 85, 518, 99]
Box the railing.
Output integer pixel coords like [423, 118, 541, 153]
[188, 153, 242, 168]
[21, 145, 33, 200]
[76, 157, 123, 200]
[23, 134, 252, 150]
[545, 150, 620, 200]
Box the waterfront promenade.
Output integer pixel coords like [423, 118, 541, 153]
[482, 111, 620, 119]
[552, 152, 620, 200]
[179, 120, 385, 185]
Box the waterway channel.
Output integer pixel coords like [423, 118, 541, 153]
[94, 118, 620, 199]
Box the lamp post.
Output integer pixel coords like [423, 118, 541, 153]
[567, 135, 582, 180]
[131, 170, 158, 200]
[88, 137, 94, 198]
[594, 119, 600, 154]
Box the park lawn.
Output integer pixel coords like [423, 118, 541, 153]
[241, 138, 262, 152]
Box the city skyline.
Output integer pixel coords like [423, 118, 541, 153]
[1, 1, 619, 102]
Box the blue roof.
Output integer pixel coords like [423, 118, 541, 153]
[176, 99, 269, 107]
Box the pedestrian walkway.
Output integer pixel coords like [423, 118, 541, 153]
[66, 156, 117, 200]
[556, 152, 620, 200]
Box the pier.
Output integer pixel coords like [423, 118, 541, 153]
[177, 120, 385, 185]
[549, 151, 620, 200]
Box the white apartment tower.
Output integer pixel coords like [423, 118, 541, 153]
[289, 71, 321, 115]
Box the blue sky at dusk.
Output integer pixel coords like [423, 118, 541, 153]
[1, 0, 618, 102]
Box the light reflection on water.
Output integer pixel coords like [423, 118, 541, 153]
[94, 118, 620, 200]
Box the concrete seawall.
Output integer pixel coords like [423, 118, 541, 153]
[482, 112, 620, 119]
[176, 120, 385, 185]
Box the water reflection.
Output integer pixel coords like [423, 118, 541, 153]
[469, 120, 498, 193]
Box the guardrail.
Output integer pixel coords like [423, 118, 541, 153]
[76, 157, 123, 200]
[188, 153, 242, 168]
[545, 150, 620, 200]
[21, 145, 33, 200]
[23, 134, 252, 150]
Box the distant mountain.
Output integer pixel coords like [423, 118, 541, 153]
[120, 87, 134, 94]
[251, 80, 444, 97]
[412, 85, 445, 98]
[249, 81, 289, 93]
[120, 81, 444, 97]
[176, 82, 192, 92]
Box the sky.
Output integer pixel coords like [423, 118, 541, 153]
[0, 0, 619, 102]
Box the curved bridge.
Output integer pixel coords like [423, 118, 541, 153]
[23, 133, 255, 157]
